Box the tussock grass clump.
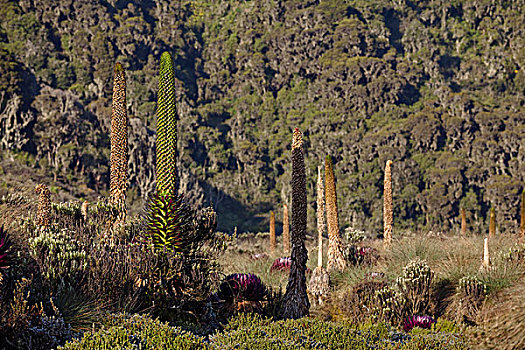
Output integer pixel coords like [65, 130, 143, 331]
[475, 279, 525, 350]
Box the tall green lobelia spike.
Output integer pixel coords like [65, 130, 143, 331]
[145, 52, 187, 252]
[156, 52, 178, 194]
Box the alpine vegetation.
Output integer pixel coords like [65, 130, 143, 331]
[144, 52, 186, 252]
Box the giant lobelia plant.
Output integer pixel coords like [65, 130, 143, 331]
[109, 62, 129, 225]
[144, 52, 188, 252]
[281, 128, 310, 319]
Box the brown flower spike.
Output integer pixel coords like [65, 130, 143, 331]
[269, 210, 276, 254]
[283, 204, 290, 255]
[520, 190, 525, 243]
[309, 166, 330, 305]
[35, 184, 51, 229]
[461, 208, 467, 235]
[316, 165, 325, 267]
[110, 62, 128, 223]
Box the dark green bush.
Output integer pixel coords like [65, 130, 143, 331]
[59, 313, 207, 350]
[59, 313, 470, 349]
[210, 314, 470, 350]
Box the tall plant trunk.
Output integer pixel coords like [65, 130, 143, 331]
[269, 210, 276, 254]
[460, 208, 467, 236]
[316, 165, 325, 268]
[309, 166, 330, 305]
[489, 208, 496, 238]
[283, 204, 290, 255]
[383, 160, 393, 249]
[482, 237, 490, 270]
[325, 156, 346, 272]
[109, 62, 128, 229]
[520, 190, 525, 243]
[156, 52, 178, 195]
[35, 184, 51, 230]
[281, 128, 309, 319]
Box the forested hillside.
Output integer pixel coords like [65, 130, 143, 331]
[0, 0, 523, 233]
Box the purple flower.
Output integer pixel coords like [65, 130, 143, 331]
[358, 247, 374, 256]
[403, 315, 436, 332]
[0, 226, 10, 269]
[270, 257, 312, 274]
[0, 225, 11, 282]
[218, 273, 267, 302]
[270, 257, 292, 271]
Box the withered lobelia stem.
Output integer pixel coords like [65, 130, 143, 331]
[325, 155, 346, 272]
[316, 165, 325, 268]
[281, 128, 309, 319]
[383, 160, 393, 249]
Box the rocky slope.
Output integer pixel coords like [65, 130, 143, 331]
[0, 0, 523, 233]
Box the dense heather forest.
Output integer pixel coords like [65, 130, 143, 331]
[0, 0, 523, 233]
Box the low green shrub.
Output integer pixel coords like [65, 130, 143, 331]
[211, 314, 470, 350]
[59, 313, 208, 350]
[60, 313, 470, 349]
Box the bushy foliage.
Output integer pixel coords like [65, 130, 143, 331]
[375, 285, 406, 325]
[374, 259, 435, 326]
[450, 275, 488, 325]
[339, 280, 387, 321]
[59, 313, 206, 350]
[29, 226, 88, 289]
[0, 277, 75, 349]
[143, 192, 192, 252]
[0, 190, 225, 347]
[501, 243, 525, 263]
[210, 313, 469, 350]
[475, 280, 525, 350]
[345, 245, 379, 266]
[344, 228, 366, 244]
[396, 259, 434, 316]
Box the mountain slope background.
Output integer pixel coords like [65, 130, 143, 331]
[0, 0, 523, 233]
